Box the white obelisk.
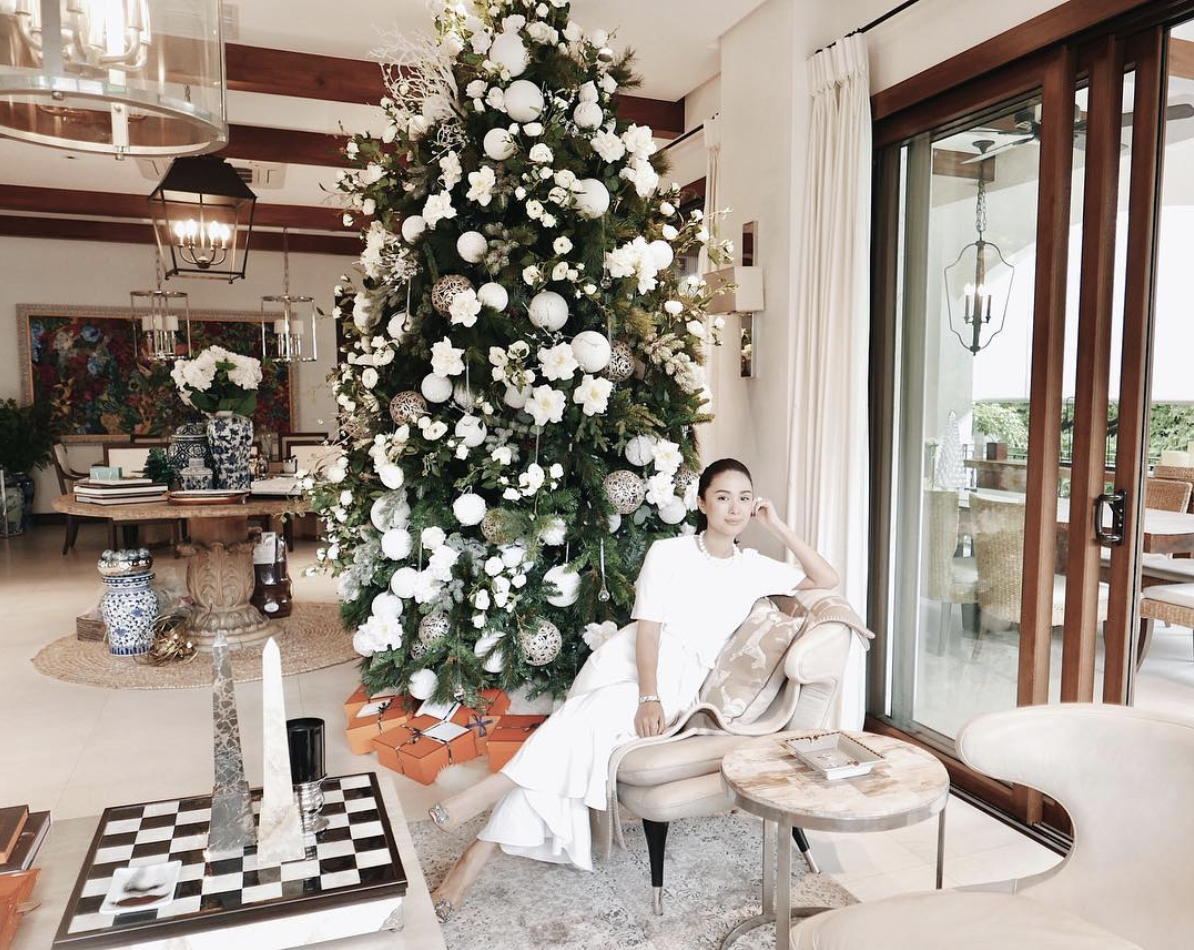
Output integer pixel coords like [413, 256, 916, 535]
[255, 637, 305, 865]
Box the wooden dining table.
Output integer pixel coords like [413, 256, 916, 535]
[53, 494, 309, 651]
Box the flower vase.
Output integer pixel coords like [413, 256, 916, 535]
[101, 571, 159, 656]
[206, 412, 254, 491]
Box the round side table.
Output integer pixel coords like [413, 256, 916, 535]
[720, 730, 950, 950]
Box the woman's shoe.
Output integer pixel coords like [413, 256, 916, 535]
[429, 802, 451, 830]
[434, 898, 456, 923]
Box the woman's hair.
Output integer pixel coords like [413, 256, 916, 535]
[695, 458, 753, 533]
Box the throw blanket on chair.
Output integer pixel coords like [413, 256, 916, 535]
[597, 590, 874, 858]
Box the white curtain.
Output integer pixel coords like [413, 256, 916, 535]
[786, 33, 872, 728]
[698, 114, 723, 466]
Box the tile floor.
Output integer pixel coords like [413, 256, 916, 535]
[2, 522, 1063, 924]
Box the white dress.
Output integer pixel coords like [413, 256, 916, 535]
[477, 535, 806, 870]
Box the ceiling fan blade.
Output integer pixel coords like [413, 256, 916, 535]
[1166, 102, 1194, 121]
[959, 136, 1034, 163]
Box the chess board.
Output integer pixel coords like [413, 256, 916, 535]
[53, 773, 406, 949]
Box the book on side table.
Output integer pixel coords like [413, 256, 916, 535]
[0, 812, 50, 875]
[0, 809, 27, 865]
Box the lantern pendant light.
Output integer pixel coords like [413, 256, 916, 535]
[130, 250, 190, 362]
[261, 228, 317, 363]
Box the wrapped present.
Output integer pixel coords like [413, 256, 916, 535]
[343, 685, 406, 726]
[374, 715, 479, 784]
[486, 714, 547, 772]
[344, 696, 416, 755]
[453, 710, 501, 754]
[478, 688, 511, 718]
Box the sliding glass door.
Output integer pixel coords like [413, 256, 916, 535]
[870, 28, 1170, 825]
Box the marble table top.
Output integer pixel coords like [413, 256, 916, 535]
[53, 495, 308, 522]
[721, 731, 950, 832]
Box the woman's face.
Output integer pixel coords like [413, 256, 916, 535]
[698, 470, 754, 538]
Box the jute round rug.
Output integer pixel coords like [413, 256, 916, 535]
[32, 602, 357, 690]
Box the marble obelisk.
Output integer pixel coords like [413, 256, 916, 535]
[255, 637, 305, 865]
[208, 630, 256, 853]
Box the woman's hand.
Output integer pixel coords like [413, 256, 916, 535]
[752, 496, 783, 533]
[634, 700, 666, 738]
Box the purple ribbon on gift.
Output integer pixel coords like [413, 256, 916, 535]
[465, 714, 495, 738]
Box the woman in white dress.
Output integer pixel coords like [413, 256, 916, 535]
[428, 458, 838, 919]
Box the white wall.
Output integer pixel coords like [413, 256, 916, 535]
[0, 236, 354, 511]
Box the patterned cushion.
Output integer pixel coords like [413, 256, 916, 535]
[698, 598, 806, 725]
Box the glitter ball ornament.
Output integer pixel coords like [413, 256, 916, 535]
[418, 614, 451, 646]
[520, 619, 562, 666]
[409, 667, 438, 698]
[675, 467, 699, 494]
[481, 508, 520, 545]
[453, 492, 487, 526]
[603, 470, 646, 515]
[604, 341, 634, 382]
[431, 275, 474, 316]
[389, 391, 428, 426]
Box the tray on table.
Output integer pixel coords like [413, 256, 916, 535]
[52, 773, 406, 949]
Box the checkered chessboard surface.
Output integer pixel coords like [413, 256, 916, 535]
[55, 773, 406, 948]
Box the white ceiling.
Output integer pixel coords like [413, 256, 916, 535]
[231, 0, 767, 102]
[0, 0, 765, 215]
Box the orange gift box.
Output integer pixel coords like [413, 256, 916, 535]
[374, 714, 480, 785]
[486, 714, 548, 772]
[344, 696, 416, 755]
[343, 685, 406, 726]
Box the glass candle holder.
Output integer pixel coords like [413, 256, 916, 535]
[287, 718, 327, 835]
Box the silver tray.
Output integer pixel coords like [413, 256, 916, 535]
[785, 732, 885, 780]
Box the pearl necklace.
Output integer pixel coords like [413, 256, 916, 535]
[696, 531, 740, 563]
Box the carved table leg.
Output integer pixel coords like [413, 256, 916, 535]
[180, 516, 270, 651]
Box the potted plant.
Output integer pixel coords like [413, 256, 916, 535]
[170, 347, 262, 491]
[0, 398, 60, 534]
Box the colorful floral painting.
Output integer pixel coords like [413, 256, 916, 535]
[25, 314, 293, 436]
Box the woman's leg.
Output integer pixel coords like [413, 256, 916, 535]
[430, 772, 516, 832]
[432, 837, 499, 911]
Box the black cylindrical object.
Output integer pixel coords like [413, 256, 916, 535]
[286, 717, 326, 785]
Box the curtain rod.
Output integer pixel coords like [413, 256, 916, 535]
[659, 113, 717, 153]
[814, 0, 926, 54]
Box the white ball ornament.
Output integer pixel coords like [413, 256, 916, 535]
[452, 382, 477, 411]
[543, 564, 581, 607]
[372, 591, 403, 620]
[378, 464, 405, 491]
[400, 215, 426, 243]
[482, 647, 506, 673]
[421, 373, 454, 404]
[474, 631, 504, 658]
[489, 32, 528, 77]
[648, 239, 674, 270]
[528, 290, 569, 331]
[455, 415, 487, 448]
[483, 127, 515, 161]
[570, 330, 611, 373]
[574, 178, 610, 220]
[372, 492, 410, 531]
[477, 282, 509, 311]
[381, 527, 413, 561]
[573, 101, 603, 129]
[391, 566, 419, 598]
[457, 230, 488, 264]
[503, 385, 529, 409]
[608, 513, 622, 533]
[658, 495, 688, 525]
[504, 79, 544, 122]
[453, 492, 488, 526]
[624, 434, 657, 467]
[409, 668, 439, 700]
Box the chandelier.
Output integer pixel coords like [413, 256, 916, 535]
[130, 250, 189, 362]
[261, 229, 318, 363]
[148, 155, 257, 281]
[943, 175, 1015, 356]
[0, 0, 227, 157]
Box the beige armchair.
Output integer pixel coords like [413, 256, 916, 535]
[793, 703, 1194, 950]
[604, 589, 867, 914]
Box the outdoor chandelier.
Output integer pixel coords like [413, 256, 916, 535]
[260, 228, 318, 363]
[943, 176, 1015, 356]
[149, 154, 256, 281]
[130, 250, 190, 362]
[0, 0, 228, 157]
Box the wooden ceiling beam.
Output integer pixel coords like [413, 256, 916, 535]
[0, 185, 351, 232]
[0, 214, 361, 256]
[220, 124, 351, 168]
[224, 43, 684, 137]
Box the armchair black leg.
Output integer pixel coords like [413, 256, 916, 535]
[792, 826, 819, 874]
[642, 819, 669, 916]
[62, 514, 79, 555]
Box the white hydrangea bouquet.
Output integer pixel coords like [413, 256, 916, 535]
[170, 346, 263, 416]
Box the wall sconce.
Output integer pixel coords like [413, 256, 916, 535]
[705, 264, 764, 379]
[148, 155, 256, 282]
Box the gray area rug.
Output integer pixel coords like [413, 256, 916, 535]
[411, 811, 856, 950]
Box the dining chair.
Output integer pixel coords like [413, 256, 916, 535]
[924, 489, 978, 654]
[100, 441, 182, 554]
[1139, 583, 1194, 661]
[969, 494, 1108, 659]
[1153, 465, 1194, 514]
[1145, 476, 1192, 514]
[52, 443, 115, 554]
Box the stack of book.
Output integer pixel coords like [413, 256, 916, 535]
[0, 806, 49, 874]
[74, 477, 168, 506]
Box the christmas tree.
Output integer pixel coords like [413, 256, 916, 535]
[309, 0, 730, 706]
